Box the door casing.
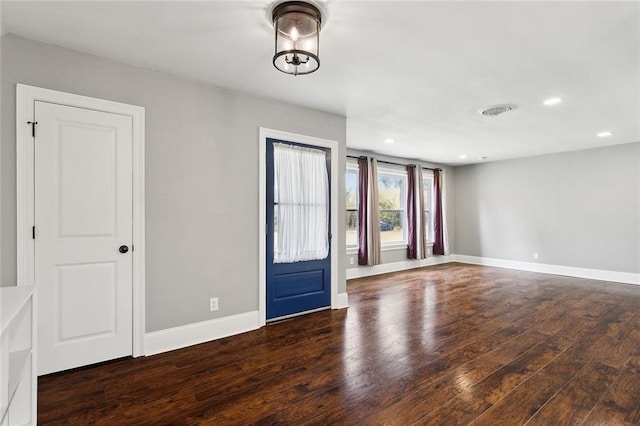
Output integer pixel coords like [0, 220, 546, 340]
[259, 128, 339, 327]
[16, 84, 146, 358]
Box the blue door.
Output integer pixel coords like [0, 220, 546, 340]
[266, 138, 331, 320]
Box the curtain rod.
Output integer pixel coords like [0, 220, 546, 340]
[346, 155, 441, 171]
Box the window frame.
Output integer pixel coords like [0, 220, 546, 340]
[422, 170, 435, 245]
[377, 166, 408, 247]
[345, 160, 359, 250]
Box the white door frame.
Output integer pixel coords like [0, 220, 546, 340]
[16, 84, 146, 357]
[258, 127, 339, 327]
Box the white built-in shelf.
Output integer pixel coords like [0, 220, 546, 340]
[1, 286, 36, 426]
[8, 350, 31, 404]
[1, 287, 32, 335]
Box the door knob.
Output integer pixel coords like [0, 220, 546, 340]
[119, 245, 129, 254]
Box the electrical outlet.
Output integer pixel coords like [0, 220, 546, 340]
[349, 257, 354, 265]
[533, 252, 539, 260]
[209, 297, 219, 312]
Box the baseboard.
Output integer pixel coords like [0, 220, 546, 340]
[346, 255, 456, 280]
[334, 292, 349, 309]
[144, 310, 260, 356]
[345, 253, 639, 285]
[455, 255, 640, 285]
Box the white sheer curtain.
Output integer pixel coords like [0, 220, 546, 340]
[273, 143, 329, 263]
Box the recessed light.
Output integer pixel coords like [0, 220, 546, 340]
[543, 97, 563, 106]
[384, 138, 395, 144]
[459, 154, 468, 159]
[597, 131, 613, 138]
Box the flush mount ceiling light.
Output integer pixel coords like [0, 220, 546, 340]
[271, 1, 322, 76]
[384, 138, 395, 144]
[459, 154, 468, 159]
[597, 131, 613, 138]
[543, 97, 563, 106]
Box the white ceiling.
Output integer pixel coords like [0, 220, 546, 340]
[2, 1, 639, 165]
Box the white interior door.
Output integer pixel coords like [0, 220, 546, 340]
[35, 101, 133, 375]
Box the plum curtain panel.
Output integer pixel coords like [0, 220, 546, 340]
[407, 165, 417, 259]
[433, 168, 449, 256]
[273, 143, 329, 263]
[407, 165, 428, 260]
[357, 157, 369, 265]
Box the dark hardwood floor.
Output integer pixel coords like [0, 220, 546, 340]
[39, 263, 640, 425]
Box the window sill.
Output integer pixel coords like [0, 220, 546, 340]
[381, 243, 407, 252]
[347, 245, 407, 253]
[347, 242, 434, 253]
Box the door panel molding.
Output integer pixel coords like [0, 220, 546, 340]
[16, 84, 146, 358]
[259, 128, 339, 327]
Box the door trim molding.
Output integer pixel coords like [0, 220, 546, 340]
[16, 84, 146, 357]
[258, 128, 339, 327]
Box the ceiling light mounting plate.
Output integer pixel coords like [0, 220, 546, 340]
[267, 1, 329, 28]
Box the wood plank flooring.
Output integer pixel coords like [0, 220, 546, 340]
[38, 263, 640, 425]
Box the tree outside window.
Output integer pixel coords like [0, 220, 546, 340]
[346, 167, 358, 248]
[378, 171, 407, 245]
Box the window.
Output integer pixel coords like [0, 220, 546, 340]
[346, 162, 359, 248]
[378, 168, 407, 245]
[423, 171, 435, 243]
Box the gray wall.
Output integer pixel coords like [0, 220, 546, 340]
[0, 32, 3, 285]
[455, 142, 640, 273]
[0, 2, 6, 282]
[1, 35, 347, 331]
[345, 148, 456, 271]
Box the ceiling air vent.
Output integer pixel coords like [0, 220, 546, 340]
[479, 104, 518, 117]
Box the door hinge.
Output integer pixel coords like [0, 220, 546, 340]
[27, 121, 38, 138]
[32, 226, 35, 239]
[131, 245, 134, 252]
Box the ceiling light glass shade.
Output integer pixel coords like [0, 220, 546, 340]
[272, 1, 322, 76]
